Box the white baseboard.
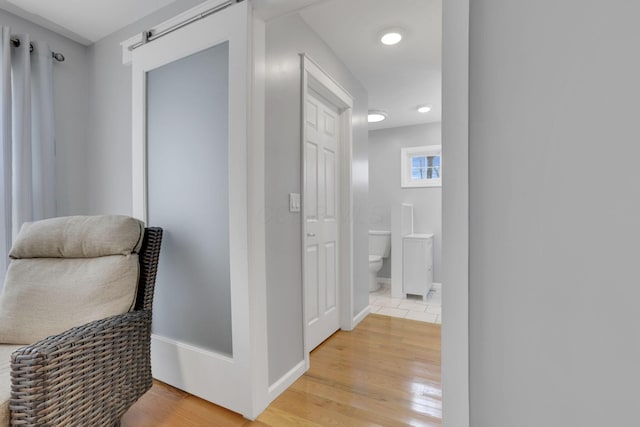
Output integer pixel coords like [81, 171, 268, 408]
[266, 304, 371, 407]
[351, 305, 370, 329]
[267, 360, 307, 402]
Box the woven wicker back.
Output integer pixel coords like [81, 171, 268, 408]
[135, 227, 163, 311]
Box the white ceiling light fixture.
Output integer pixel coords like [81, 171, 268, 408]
[417, 105, 432, 114]
[368, 110, 388, 123]
[380, 30, 403, 46]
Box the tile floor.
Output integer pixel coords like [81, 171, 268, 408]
[369, 282, 442, 324]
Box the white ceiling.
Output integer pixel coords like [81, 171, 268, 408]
[1, 0, 441, 130]
[299, 0, 442, 130]
[251, 0, 329, 21]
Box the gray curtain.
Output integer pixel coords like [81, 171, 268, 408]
[0, 28, 56, 272]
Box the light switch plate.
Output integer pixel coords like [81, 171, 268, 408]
[289, 193, 300, 212]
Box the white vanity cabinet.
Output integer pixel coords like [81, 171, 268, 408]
[402, 234, 434, 300]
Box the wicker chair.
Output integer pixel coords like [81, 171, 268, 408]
[8, 227, 163, 426]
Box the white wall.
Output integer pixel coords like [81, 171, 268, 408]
[0, 9, 90, 216]
[369, 123, 442, 281]
[85, 0, 205, 216]
[264, 13, 369, 384]
[469, 1, 640, 425]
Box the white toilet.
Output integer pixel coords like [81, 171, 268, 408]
[369, 230, 391, 292]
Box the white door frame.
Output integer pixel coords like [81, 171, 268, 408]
[300, 54, 354, 362]
[441, 0, 470, 425]
[126, 0, 270, 419]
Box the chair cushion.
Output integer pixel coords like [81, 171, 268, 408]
[0, 215, 144, 345]
[0, 344, 26, 425]
[9, 215, 144, 259]
[0, 255, 139, 344]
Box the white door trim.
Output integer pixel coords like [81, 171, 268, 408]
[248, 16, 270, 417]
[300, 54, 354, 362]
[442, 0, 470, 426]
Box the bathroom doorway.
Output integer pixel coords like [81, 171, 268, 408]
[368, 127, 443, 325]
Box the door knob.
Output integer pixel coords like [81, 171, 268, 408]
[307, 233, 316, 237]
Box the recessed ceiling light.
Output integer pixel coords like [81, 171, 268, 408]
[368, 111, 388, 123]
[380, 31, 402, 46]
[417, 105, 432, 114]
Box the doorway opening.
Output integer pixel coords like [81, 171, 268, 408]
[282, 0, 447, 424]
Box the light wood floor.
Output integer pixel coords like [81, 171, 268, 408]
[121, 314, 442, 426]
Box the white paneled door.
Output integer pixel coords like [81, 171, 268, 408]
[304, 89, 340, 351]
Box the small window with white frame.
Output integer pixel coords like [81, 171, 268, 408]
[401, 145, 442, 188]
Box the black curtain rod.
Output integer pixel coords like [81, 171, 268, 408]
[10, 37, 65, 62]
